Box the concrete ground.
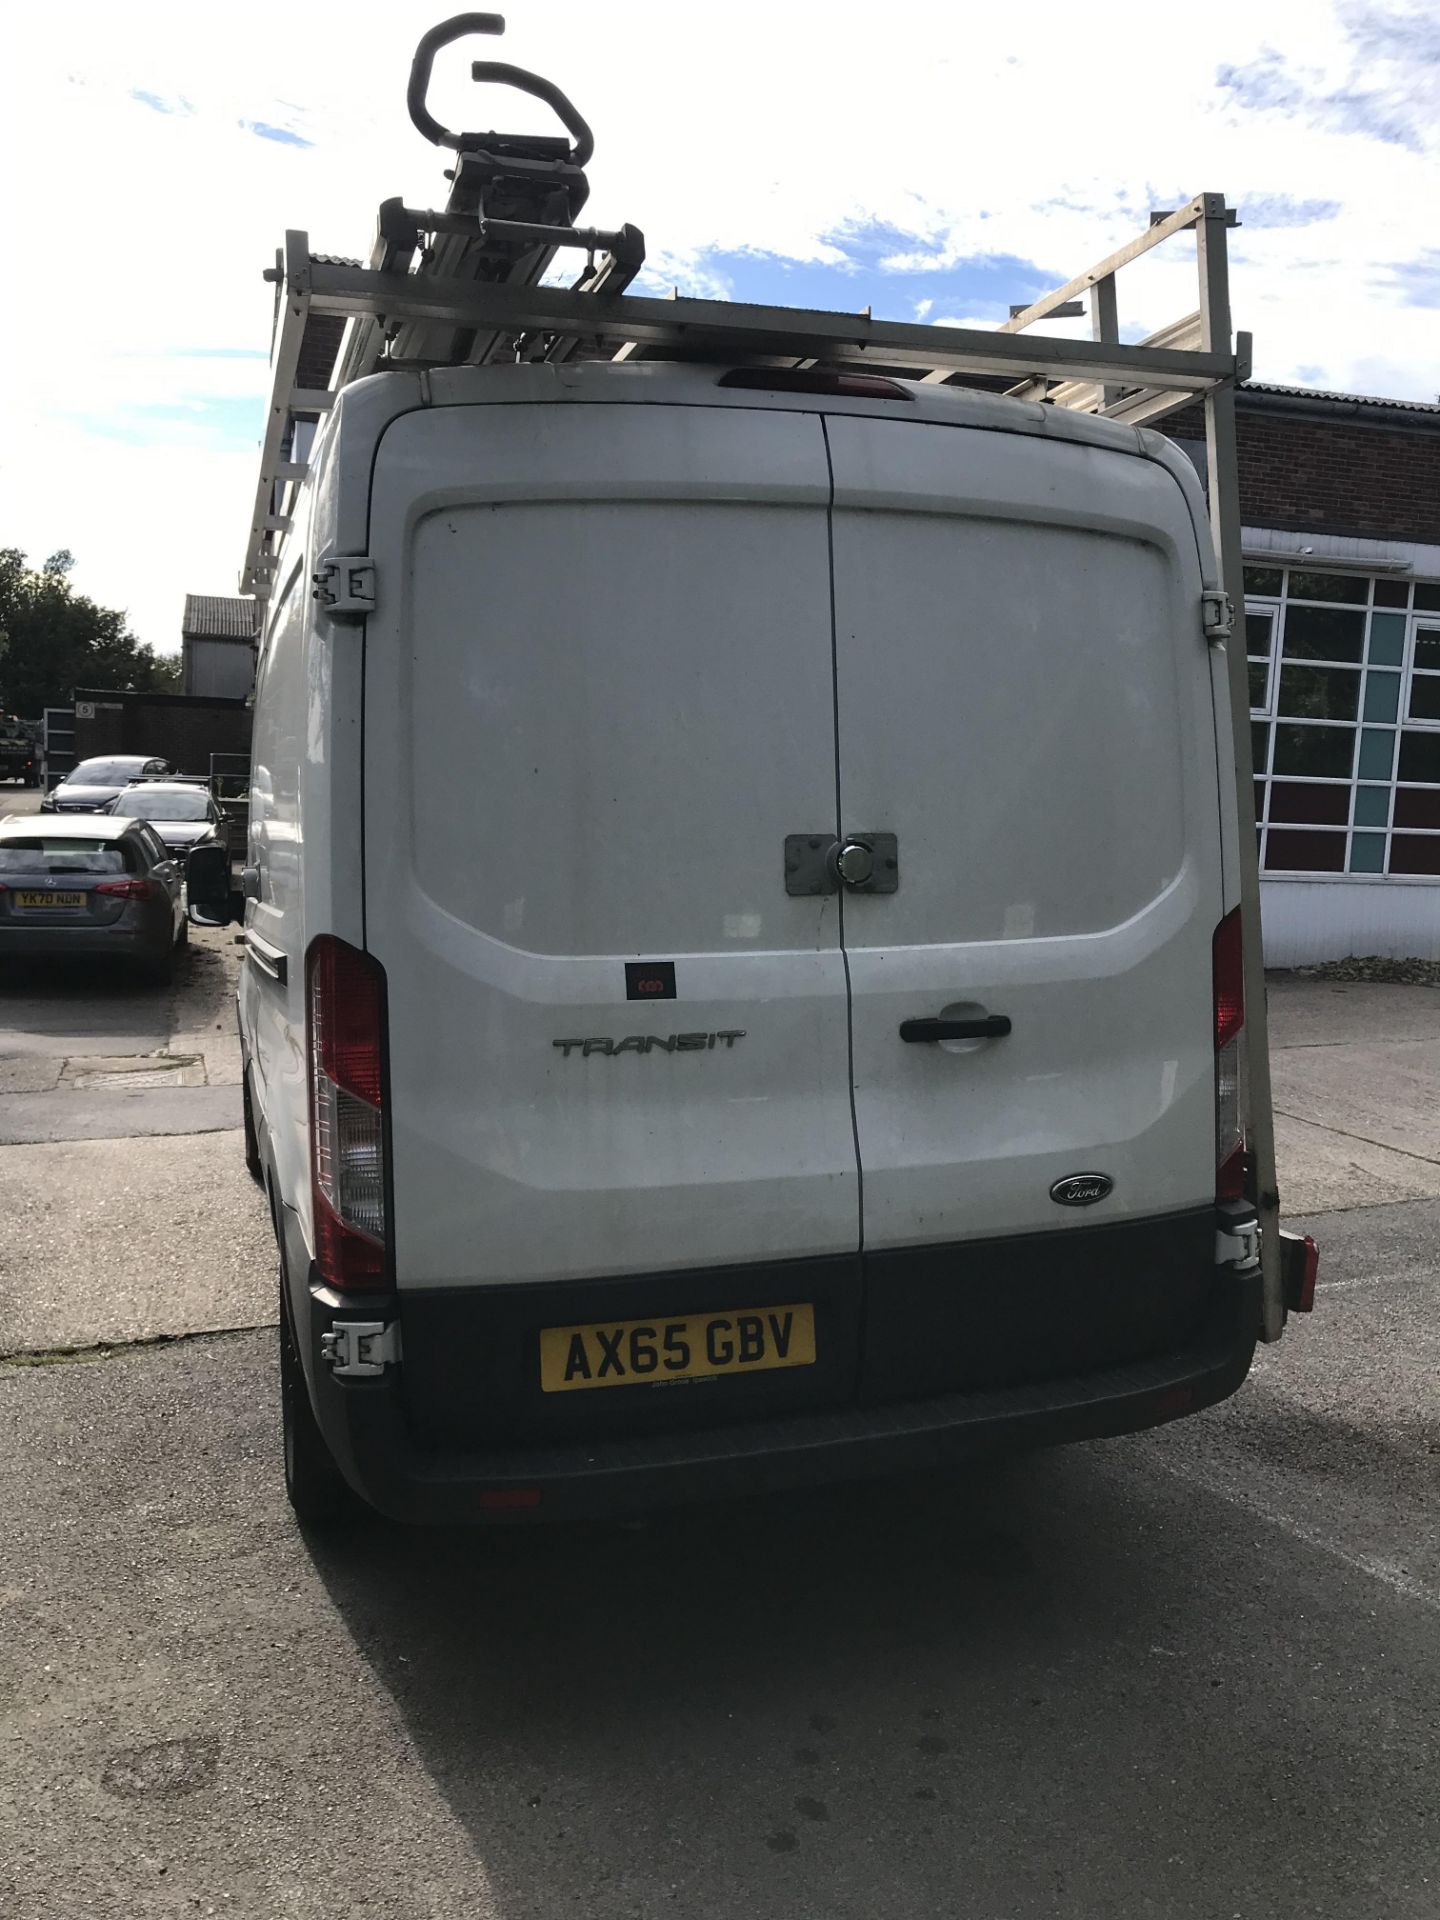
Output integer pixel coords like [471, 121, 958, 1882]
[0, 787, 269, 1357]
[1, 783, 1437, 1919]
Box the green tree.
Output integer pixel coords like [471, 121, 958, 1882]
[0, 548, 181, 716]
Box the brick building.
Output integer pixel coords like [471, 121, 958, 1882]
[1160, 383, 1440, 964]
[71, 687, 252, 777]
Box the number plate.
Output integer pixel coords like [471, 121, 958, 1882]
[15, 890, 85, 908]
[539, 1303, 816, 1393]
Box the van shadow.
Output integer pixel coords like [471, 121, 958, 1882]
[303, 1449, 1225, 1915]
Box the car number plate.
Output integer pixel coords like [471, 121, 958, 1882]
[15, 890, 85, 908]
[539, 1303, 816, 1393]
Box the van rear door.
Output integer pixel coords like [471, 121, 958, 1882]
[824, 415, 1225, 1395]
[362, 401, 859, 1347]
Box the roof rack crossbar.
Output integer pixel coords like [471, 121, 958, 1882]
[241, 200, 1246, 598]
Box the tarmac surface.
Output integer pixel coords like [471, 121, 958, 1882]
[2, 779, 1437, 1917]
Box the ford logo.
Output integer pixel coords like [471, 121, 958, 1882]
[1050, 1173, 1114, 1207]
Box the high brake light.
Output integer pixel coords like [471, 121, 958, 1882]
[1213, 908, 1246, 1202]
[307, 935, 389, 1290]
[717, 367, 914, 401]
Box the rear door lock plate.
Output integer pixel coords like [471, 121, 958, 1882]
[785, 833, 899, 895]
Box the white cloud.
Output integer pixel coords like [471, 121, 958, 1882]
[2, 0, 1437, 651]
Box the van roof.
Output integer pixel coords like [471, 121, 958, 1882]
[408, 358, 1154, 460]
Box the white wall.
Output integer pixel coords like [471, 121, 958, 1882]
[184, 637, 254, 700]
[1262, 877, 1440, 965]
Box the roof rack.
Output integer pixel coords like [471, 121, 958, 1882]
[242, 15, 1250, 602]
[240, 16, 1281, 1345]
[243, 191, 1249, 590]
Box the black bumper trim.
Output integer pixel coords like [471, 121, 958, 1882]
[287, 1223, 1259, 1525]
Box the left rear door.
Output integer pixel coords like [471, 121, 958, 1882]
[361, 398, 861, 1295]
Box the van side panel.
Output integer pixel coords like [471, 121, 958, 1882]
[362, 403, 860, 1289]
[242, 561, 311, 1239]
[243, 478, 368, 1256]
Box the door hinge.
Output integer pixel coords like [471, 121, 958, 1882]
[1214, 1201, 1260, 1272]
[1202, 589, 1234, 642]
[312, 555, 376, 621]
[320, 1319, 402, 1377]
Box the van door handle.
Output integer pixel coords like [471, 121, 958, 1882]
[899, 1015, 1011, 1043]
[245, 930, 288, 986]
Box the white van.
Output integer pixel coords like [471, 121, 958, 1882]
[199, 358, 1283, 1524]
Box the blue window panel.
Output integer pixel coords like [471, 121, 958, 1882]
[1363, 671, 1400, 722]
[1367, 612, 1406, 666]
[1353, 786, 1390, 828]
[1349, 833, 1386, 873]
[1358, 728, 1396, 780]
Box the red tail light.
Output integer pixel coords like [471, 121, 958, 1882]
[96, 877, 155, 900]
[1213, 907, 1246, 1202]
[1295, 1235, 1318, 1312]
[307, 935, 389, 1291]
[1213, 908, 1244, 1049]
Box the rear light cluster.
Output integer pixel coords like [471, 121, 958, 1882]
[1212, 907, 1246, 1203]
[307, 935, 390, 1291]
[96, 877, 155, 900]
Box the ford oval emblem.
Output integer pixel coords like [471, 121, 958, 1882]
[1050, 1173, 1114, 1207]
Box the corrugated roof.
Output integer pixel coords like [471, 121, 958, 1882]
[1245, 382, 1440, 415]
[182, 594, 260, 640]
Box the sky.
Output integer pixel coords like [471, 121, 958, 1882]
[0, 0, 1437, 656]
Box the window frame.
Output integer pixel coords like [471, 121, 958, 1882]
[1243, 567, 1440, 880]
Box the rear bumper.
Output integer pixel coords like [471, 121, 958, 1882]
[0, 925, 165, 958]
[285, 1214, 1261, 1526]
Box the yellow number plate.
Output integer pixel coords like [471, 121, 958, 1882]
[15, 890, 85, 908]
[539, 1303, 816, 1393]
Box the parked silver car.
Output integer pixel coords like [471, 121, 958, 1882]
[39, 754, 172, 814]
[0, 816, 186, 984]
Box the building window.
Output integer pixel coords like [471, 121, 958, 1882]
[1245, 568, 1440, 879]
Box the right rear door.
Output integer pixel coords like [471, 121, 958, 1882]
[826, 415, 1224, 1283]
